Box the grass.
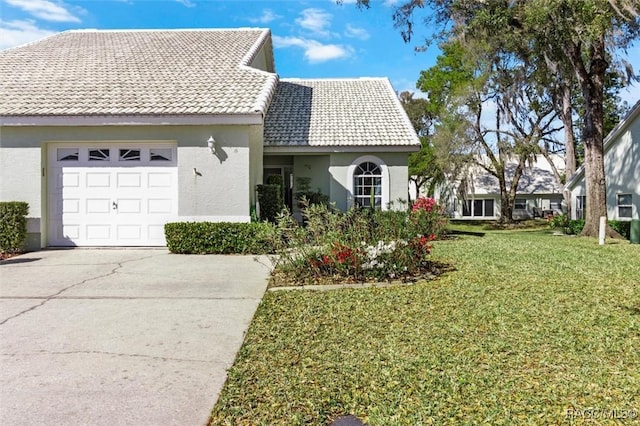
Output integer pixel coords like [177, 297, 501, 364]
[210, 229, 640, 425]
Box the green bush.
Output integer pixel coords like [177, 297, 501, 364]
[164, 222, 276, 254]
[553, 217, 630, 239]
[0, 202, 29, 254]
[565, 219, 585, 235]
[609, 220, 631, 239]
[256, 184, 284, 223]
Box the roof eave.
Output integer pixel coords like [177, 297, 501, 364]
[264, 145, 421, 154]
[0, 113, 264, 126]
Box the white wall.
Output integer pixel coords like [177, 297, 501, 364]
[0, 124, 253, 248]
[604, 115, 639, 220]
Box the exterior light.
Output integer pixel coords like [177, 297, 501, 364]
[207, 136, 215, 154]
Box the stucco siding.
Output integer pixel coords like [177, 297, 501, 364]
[0, 124, 253, 247]
[328, 152, 409, 211]
[293, 155, 331, 197]
[0, 147, 43, 249]
[248, 125, 264, 211]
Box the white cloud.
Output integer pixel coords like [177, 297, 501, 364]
[249, 9, 281, 24]
[273, 35, 353, 63]
[0, 19, 55, 50]
[383, 0, 400, 6]
[5, 0, 80, 23]
[295, 8, 333, 37]
[344, 24, 370, 40]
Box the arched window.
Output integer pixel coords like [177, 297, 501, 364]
[353, 161, 383, 209]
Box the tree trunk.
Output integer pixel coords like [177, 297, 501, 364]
[578, 38, 609, 237]
[561, 83, 577, 219]
[498, 176, 514, 224]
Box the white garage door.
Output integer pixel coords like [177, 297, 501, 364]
[48, 144, 178, 246]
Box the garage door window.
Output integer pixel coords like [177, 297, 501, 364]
[150, 148, 172, 161]
[57, 148, 78, 161]
[119, 149, 141, 162]
[89, 149, 110, 161]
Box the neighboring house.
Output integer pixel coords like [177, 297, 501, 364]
[0, 29, 420, 249]
[566, 100, 640, 221]
[436, 154, 565, 220]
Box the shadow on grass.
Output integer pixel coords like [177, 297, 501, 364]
[619, 305, 640, 315]
[446, 230, 486, 237]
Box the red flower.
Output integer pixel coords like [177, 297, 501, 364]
[412, 197, 437, 213]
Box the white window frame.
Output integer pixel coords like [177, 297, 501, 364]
[514, 198, 527, 210]
[461, 198, 495, 217]
[347, 155, 389, 210]
[576, 195, 586, 220]
[617, 193, 632, 220]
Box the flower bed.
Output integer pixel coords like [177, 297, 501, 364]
[269, 198, 447, 285]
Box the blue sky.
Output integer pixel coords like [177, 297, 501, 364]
[0, 0, 638, 104]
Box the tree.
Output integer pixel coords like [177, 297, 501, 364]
[397, 91, 445, 199]
[353, 0, 639, 236]
[418, 41, 559, 223]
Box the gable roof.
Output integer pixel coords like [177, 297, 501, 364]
[263, 78, 421, 151]
[565, 99, 640, 190]
[0, 29, 278, 123]
[464, 154, 565, 195]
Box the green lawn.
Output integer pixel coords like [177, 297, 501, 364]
[210, 230, 640, 425]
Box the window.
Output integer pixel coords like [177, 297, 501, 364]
[462, 199, 494, 217]
[576, 195, 586, 220]
[515, 198, 527, 210]
[617, 194, 632, 219]
[353, 162, 382, 209]
[150, 148, 172, 161]
[89, 149, 110, 161]
[119, 149, 140, 161]
[484, 199, 495, 216]
[57, 148, 78, 161]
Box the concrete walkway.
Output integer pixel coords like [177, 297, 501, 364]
[0, 249, 271, 426]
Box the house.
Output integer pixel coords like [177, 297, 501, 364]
[566, 100, 640, 221]
[0, 29, 420, 249]
[436, 154, 566, 220]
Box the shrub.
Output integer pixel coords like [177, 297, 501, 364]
[0, 202, 29, 255]
[256, 184, 284, 223]
[271, 199, 448, 284]
[165, 222, 276, 254]
[550, 216, 629, 239]
[609, 220, 631, 240]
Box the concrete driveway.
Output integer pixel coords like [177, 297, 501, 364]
[0, 249, 271, 426]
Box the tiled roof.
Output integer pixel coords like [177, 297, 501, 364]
[264, 78, 421, 148]
[0, 29, 277, 117]
[470, 154, 565, 195]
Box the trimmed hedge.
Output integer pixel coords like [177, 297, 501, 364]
[164, 221, 275, 254]
[0, 202, 29, 254]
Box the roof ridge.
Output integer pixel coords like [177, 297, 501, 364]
[281, 77, 387, 82]
[67, 27, 269, 33]
[237, 28, 279, 115]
